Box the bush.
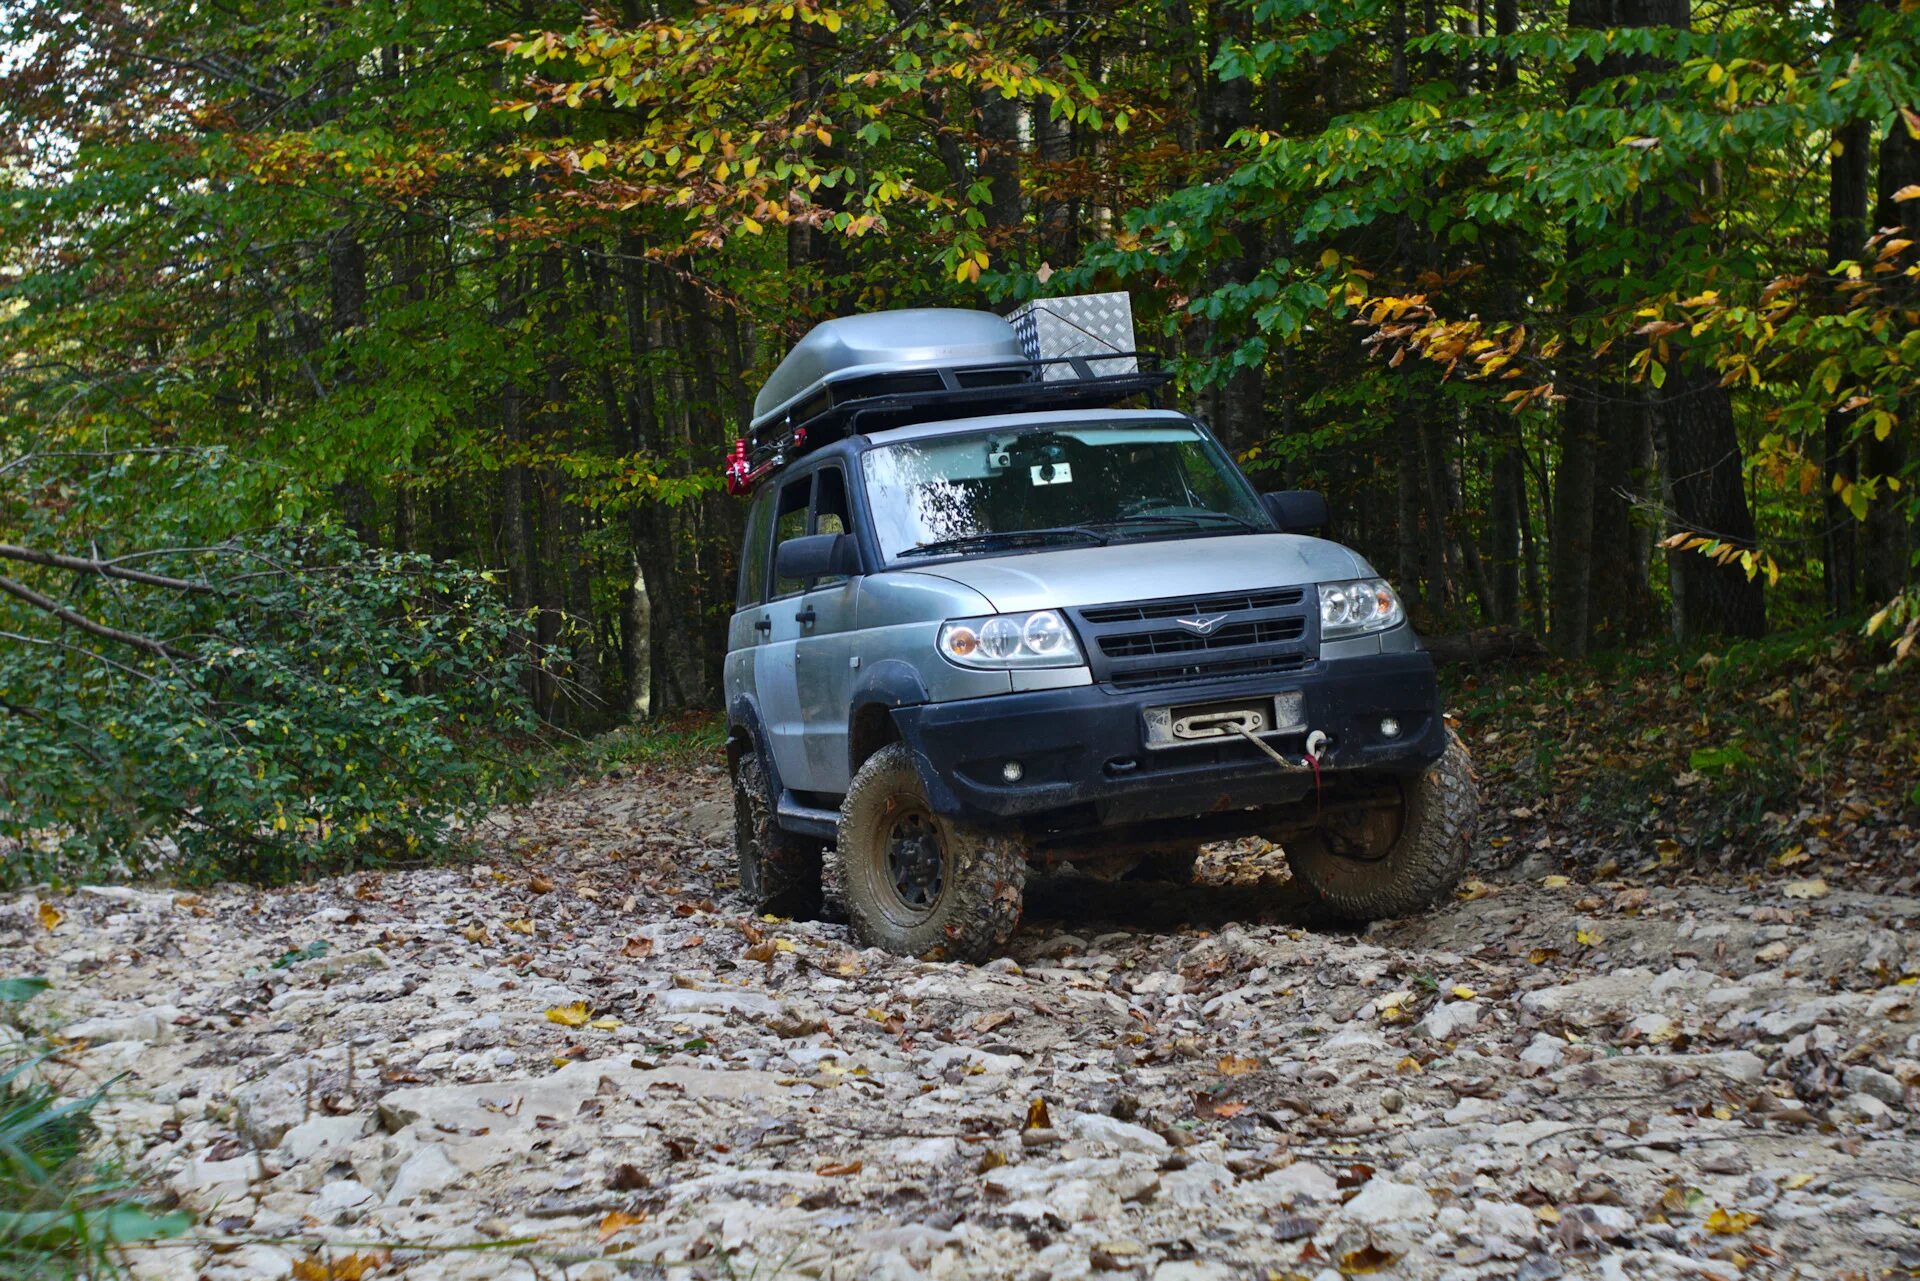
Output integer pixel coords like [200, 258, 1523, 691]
[0, 526, 540, 886]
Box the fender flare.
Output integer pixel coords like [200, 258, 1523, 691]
[846, 660, 965, 817]
[726, 693, 787, 801]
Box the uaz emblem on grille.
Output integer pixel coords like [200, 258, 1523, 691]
[1174, 614, 1228, 635]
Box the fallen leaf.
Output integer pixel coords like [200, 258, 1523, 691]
[36, 902, 62, 931]
[598, 1209, 647, 1241]
[589, 1016, 621, 1030]
[972, 1009, 1016, 1034]
[460, 924, 489, 944]
[815, 1160, 863, 1177]
[504, 918, 534, 935]
[529, 874, 555, 894]
[621, 935, 654, 958]
[1529, 947, 1561, 965]
[1217, 1054, 1260, 1076]
[1706, 1206, 1758, 1234]
[1576, 927, 1603, 946]
[1782, 878, 1830, 900]
[1337, 1244, 1402, 1275]
[1024, 1097, 1053, 1131]
[1394, 1055, 1423, 1075]
[1781, 1172, 1816, 1190]
[743, 941, 776, 963]
[1542, 875, 1571, 888]
[547, 1002, 590, 1027]
[1450, 985, 1476, 1000]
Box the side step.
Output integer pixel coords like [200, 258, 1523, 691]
[776, 793, 839, 840]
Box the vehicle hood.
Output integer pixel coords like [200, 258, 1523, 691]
[910, 534, 1373, 614]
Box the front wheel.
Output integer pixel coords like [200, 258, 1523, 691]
[827, 743, 1026, 961]
[1287, 732, 1477, 920]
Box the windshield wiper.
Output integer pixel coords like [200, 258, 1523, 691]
[1096, 512, 1261, 533]
[898, 526, 1111, 558]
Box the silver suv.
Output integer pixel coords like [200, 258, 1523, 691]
[724, 306, 1476, 961]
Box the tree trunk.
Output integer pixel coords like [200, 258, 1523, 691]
[1550, 394, 1596, 656]
[1657, 365, 1767, 639]
[1489, 436, 1522, 625]
[1823, 0, 1871, 612]
[1863, 106, 1918, 602]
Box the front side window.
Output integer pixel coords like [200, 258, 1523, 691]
[861, 420, 1270, 562]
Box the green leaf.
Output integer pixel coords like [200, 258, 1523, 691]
[0, 977, 50, 1004]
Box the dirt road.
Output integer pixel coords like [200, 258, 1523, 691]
[8, 760, 1920, 1280]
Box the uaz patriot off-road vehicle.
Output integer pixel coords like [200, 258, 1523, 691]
[723, 302, 1475, 961]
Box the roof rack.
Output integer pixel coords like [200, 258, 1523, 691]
[723, 351, 1171, 495]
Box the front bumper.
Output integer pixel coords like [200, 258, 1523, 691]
[892, 651, 1447, 829]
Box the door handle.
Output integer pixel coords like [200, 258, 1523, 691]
[754, 617, 772, 634]
[795, 605, 817, 626]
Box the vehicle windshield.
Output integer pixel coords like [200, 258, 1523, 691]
[861, 419, 1271, 562]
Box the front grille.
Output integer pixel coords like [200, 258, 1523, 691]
[1098, 616, 1306, 657]
[1080, 587, 1305, 625]
[1070, 585, 1317, 691]
[1107, 652, 1311, 691]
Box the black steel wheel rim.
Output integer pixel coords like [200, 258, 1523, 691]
[880, 802, 945, 917]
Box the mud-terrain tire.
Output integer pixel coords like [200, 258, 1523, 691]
[1123, 845, 1201, 883]
[732, 749, 824, 918]
[1288, 731, 1476, 920]
[827, 743, 1026, 961]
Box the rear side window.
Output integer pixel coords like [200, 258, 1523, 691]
[737, 488, 777, 607]
[770, 474, 814, 598]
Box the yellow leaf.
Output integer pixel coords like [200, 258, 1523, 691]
[1782, 1172, 1816, 1190]
[1024, 1097, 1053, 1130]
[1576, 927, 1603, 946]
[1217, 1055, 1260, 1076]
[1894, 184, 1920, 203]
[599, 1209, 648, 1241]
[1782, 878, 1830, 900]
[1450, 985, 1476, 1000]
[1395, 1055, 1423, 1074]
[1705, 1206, 1758, 1234]
[36, 902, 62, 932]
[1542, 875, 1570, 888]
[505, 918, 535, 934]
[1707, 63, 1725, 85]
[547, 1001, 590, 1027]
[589, 1016, 622, 1030]
[1319, 248, 1340, 269]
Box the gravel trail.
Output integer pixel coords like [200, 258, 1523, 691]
[7, 760, 1920, 1281]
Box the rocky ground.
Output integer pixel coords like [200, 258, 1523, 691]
[6, 758, 1920, 1281]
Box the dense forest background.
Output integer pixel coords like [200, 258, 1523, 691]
[2, 0, 1917, 878]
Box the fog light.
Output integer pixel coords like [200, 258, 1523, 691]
[1002, 761, 1025, 783]
[1379, 717, 1400, 739]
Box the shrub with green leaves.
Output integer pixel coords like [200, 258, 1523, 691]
[0, 525, 540, 886]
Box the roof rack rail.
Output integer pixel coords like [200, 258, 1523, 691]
[724, 351, 1171, 495]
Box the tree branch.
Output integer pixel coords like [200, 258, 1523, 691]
[0, 544, 220, 594]
[0, 575, 190, 660]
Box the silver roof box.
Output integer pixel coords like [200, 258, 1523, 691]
[750, 308, 1025, 432]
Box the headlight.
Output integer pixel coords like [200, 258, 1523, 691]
[938, 609, 1084, 668]
[1319, 577, 1405, 638]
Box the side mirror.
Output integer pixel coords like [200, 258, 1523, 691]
[1261, 490, 1330, 535]
[774, 532, 862, 582]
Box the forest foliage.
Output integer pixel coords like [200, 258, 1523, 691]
[1, 0, 1916, 880]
